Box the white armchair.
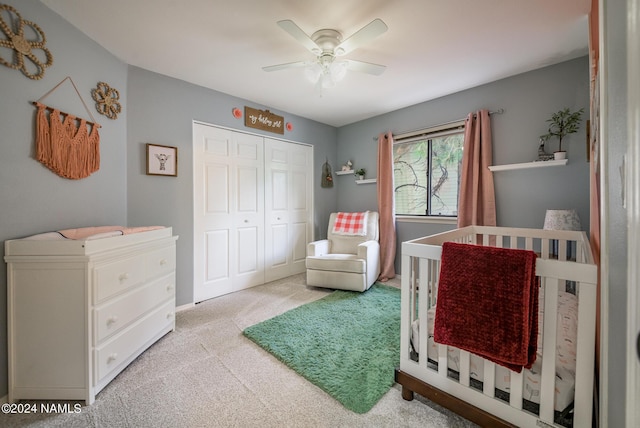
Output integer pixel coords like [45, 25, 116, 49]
[306, 212, 380, 292]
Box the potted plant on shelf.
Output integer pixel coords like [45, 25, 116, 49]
[355, 168, 366, 180]
[540, 107, 584, 160]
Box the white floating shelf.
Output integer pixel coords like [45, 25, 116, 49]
[488, 159, 568, 172]
[335, 170, 354, 175]
[355, 178, 377, 185]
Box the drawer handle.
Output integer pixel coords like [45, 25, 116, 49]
[167, 312, 174, 319]
[107, 353, 118, 364]
[106, 316, 118, 326]
[166, 284, 174, 292]
[118, 273, 129, 282]
[159, 259, 168, 266]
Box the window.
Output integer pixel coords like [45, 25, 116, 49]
[393, 123, 465, 217]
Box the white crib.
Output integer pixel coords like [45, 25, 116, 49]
[395, 226, 597, 428]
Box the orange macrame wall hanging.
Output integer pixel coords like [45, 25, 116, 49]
[33, 77, 101, 179]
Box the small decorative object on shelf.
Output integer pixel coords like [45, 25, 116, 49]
[535, 137, 554, 162]
[540, 107, 584, 160]
[341, 160, 353, 171]
[355, 168, 366, 180]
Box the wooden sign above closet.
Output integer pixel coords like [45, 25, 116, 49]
[244, 107, 284, 134]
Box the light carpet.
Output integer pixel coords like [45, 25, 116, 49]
[243, 283, 400, 413]
[0, 274, 477, 427]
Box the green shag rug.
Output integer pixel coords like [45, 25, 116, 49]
[243, 283, 400, 413]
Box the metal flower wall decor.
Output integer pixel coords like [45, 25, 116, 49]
[91, 81, 122, 120]
[0, 4, 53, 80]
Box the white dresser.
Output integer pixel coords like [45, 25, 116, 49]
[4, 227, 178, 404]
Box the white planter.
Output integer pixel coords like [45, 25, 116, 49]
[554, 151, 567, 160]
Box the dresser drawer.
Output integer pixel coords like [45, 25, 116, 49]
[146, 245, 176, 280]
[95, 300, 175, 383]
[94, 273, 175, 343]
[94, 255, 146, 303]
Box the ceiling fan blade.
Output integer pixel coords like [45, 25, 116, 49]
[277, 20, 321, 54]
[346, 60, 386, 76]
[336, 18, 388, 55]
[262, 61, 309, 72]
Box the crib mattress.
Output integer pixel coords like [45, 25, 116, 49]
[411, 289, 578, 412]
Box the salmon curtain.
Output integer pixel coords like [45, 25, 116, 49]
[457, 110, 496, 228]
[377, 131, 396, 281]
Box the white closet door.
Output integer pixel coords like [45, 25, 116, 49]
[264, 138, 313, 282]
[193, 123, 264, 302]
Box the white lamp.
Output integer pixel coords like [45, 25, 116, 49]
[543, 209, 581, 261]
[543, 209, 582, 231]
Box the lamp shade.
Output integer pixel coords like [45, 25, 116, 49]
[543, 209, 582, 231]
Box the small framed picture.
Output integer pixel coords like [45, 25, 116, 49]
[146, 143, 177, 176]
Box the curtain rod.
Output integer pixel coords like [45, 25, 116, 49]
[374, 108, 504, 140]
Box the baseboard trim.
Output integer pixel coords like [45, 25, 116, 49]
[176, 303, 194, 312]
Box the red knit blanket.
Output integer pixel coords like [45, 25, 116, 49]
[433, 242, 538, 372]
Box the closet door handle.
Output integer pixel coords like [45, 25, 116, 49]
[637, 331, 640, 362]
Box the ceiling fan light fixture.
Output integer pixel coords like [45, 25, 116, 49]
[305, 59, 347, 88]
[268, 19, 388, 90]
[329, 60, 347, 81]
[304, 62, 323, 84]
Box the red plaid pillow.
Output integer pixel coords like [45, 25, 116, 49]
[332, 211, 368, 236]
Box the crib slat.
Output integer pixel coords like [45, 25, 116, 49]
[539, 277, 559, 423]
[437, 344, 448, 376]
[558, 239, 567, 261]
[430, 259, 439, 307]
[400, 254, 413, 365]
[509, 235, 517, 249]
[459, 350, 470, 387]
[573, 280, 597, 428]
[576, 240, 584, 262]
[483, 360, 495, 398]
[542, 238, 550, 259]
[418, 258, 429, 369]
[509, 370, 524, 410]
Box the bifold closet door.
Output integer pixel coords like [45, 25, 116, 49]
[193, 124, 264, 303]
[264, 138, 313, 282]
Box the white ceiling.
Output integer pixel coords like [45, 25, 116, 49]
[41, 0, 591, 127]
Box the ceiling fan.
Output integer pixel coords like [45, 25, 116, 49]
[263, 18, 388, 89]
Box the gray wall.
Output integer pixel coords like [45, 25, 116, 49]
[126, 67, 337, 305]
[336, 57, 591, 273]
[0, 0, 128, 400]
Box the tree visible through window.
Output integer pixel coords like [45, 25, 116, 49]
[393, 129, 464, 216]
